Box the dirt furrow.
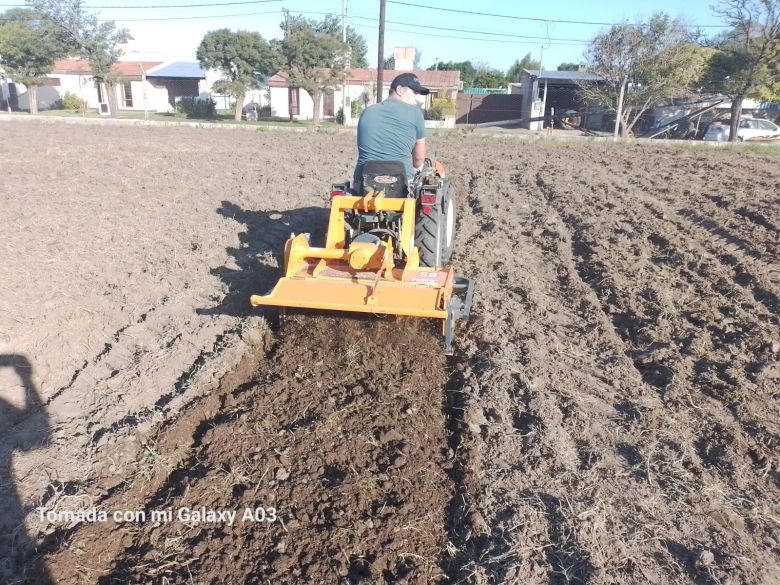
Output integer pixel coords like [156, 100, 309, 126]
[537, 165, 779, 584]
[5, 122, 780, 585]
[42, 316, 454, 584]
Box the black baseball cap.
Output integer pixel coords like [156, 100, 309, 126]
[390, 73, 430, 95]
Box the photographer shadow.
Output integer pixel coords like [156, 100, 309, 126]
[0, 355, 52, 584]
[197, 201, 329, 318]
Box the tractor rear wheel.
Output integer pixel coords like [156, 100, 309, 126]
[415, 180, 455, 268]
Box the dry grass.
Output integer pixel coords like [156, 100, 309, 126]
[134, 439, 190, 484]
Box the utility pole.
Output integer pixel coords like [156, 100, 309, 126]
[342, 0, 347, 45]
[342, 0, 348, 122]
[614, 74, 627, 141]
[376, 0, 386, 104]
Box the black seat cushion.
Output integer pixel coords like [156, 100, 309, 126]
[361, 161, 408, 197]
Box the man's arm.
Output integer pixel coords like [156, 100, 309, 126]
[412, 138, 426, 170]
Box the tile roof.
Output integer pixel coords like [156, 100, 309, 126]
[268, 68, 460, 89]
[51, 59, 164, 77]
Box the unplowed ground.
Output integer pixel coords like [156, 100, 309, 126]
[1, 117, 778, 585]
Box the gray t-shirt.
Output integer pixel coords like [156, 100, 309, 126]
[354, 98, 426, 186]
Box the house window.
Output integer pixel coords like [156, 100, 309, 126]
[96, 81, 104, 103]
[289, 87, 299, 116]
[122, 83, 133, 107]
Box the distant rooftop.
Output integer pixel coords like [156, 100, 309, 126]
[146, 62, 205, 79]
[523, 69, 604, 82]
[52, 59, 163, 77]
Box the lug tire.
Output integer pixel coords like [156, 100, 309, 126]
[415, 181, 456, 268]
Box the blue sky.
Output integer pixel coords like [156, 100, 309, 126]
[25, 0, 730, 71]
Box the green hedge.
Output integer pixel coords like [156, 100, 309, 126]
[176, 97, 217, 119]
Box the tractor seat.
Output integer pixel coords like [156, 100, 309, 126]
[361, 161, 409, 197]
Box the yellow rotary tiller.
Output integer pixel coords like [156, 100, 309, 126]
[251, 161, 474, 352]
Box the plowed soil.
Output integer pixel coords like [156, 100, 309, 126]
[1, 117, 778, 585]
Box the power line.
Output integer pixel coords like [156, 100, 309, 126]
[112, 9, 280, 21]
[0, 8, 340, 23]
[350, 23, 588, 47]
[349, 14, 590, 43]
[0, 6, 347, 24]
[0, 0, 280, 7]
[385, 0, 727, 29]
[0, 9, 288, 22]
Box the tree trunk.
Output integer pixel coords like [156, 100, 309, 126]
[729, 96, 743, 142]
[28, 84, 39, 115]
[619, 108, 631, 138]
[106, 82, 120, 118]
[234, 91, 245, 121]
[620, 116, 630, 138]
[311, 88, 322, 125]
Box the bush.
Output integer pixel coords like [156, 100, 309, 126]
[425, 97, 457, 121]
[336, 106, 345, 125]
[351, 99, 364, 118]
[176, 97, 216, 119]
[53, 91, 87, 113]
[424, 107, 443, 121]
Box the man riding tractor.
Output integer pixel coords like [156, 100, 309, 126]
[250, 73, 473, 351]
[350, 72, 453, 267]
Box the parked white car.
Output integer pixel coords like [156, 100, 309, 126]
[703, 117, 780, 142]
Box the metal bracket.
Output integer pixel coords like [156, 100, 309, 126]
[443, 275, 476, 353]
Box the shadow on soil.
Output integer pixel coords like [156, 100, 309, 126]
[0, 355, 52, 585]
[197, 201, 329, 318]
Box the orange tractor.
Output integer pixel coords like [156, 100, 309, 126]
[250, 158, 474, 353]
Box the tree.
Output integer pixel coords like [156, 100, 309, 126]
[755, 75, 780, 100]
[29, 0, 130, 118]
[557, 62, 582, 71]
[581, 14, 709, 137]
[0, 8, 69, 114]
[707, 0, 780, 141]
[310, 14, 368, 67]
[196, 29, 275, 121]
[472, 62, 507, 88]
[431, 60, 476, 87]
[275, 11, 349, 125]
[432, 59, 505, 88]
[383, 55, 395, 69]
[507, 52, 541, 81]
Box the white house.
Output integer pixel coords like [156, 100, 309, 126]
[144, 62, 207, 111]
[267, 68, 461, 123]
[6, 59, 206, 114]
